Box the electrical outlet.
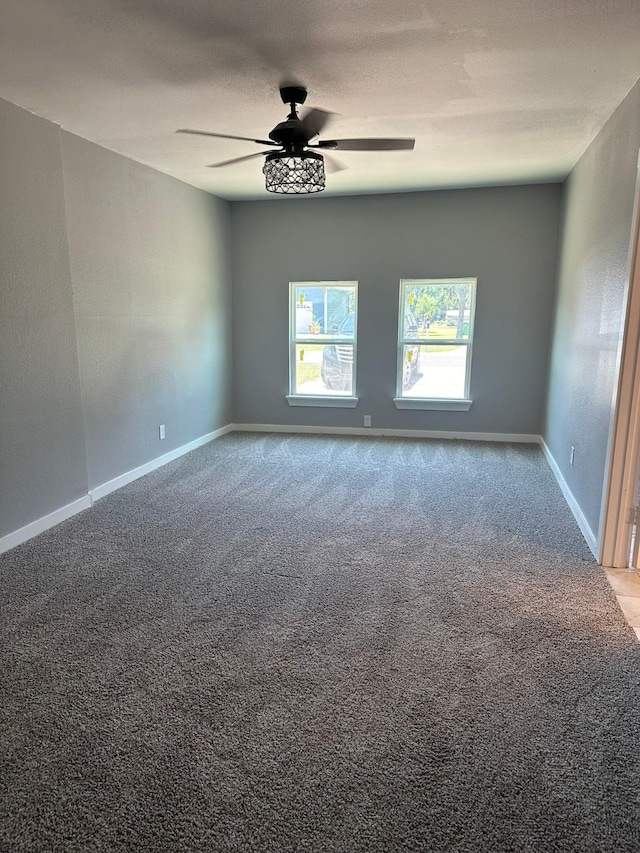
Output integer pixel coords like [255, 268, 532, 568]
[570, 445, 575, 466]
[159, 424, 166, 440]
[364, 415, 372, 427]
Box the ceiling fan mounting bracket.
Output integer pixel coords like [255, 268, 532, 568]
[279, 85, 308, 107]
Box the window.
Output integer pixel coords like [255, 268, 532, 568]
[287, 282, 358, 407]
[395, 278, 477, 411]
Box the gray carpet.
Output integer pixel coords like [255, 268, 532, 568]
[1, 433, 639, 852]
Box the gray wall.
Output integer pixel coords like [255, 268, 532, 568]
[544, 80, 640, 540]
[231, 185, 562, 433]
[0, 99, 87, 537]
[1, 98, 233, 538]
[61, 133, 232, 489]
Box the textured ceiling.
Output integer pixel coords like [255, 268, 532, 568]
[1, 0, 639, 199]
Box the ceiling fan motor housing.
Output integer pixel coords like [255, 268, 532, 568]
[268, 119, 311, 151]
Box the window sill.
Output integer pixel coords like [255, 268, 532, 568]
[286, 395, 359, 408]
[393, 398, 473, 411]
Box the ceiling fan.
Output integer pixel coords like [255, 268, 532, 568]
[177, 84, 415, 194]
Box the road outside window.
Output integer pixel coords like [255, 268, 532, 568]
[290, 282, 358, 397]
[397, 279, 477, 400]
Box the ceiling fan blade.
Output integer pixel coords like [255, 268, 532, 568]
[323, 153, 348, 174]
[299, 108, 332, 141]
[207, 151, 269, 168]
[316, 138, 415, 151]
[177, 129, 277, 146]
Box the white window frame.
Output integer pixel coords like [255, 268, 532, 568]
[286, 281, 359, 408]
[394, 278, 477, 411]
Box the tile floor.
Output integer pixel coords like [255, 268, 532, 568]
[604, 568, 640, 642]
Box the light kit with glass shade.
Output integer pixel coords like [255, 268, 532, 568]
[177, 84, 415, 195]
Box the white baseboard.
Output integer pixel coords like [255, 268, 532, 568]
[0, 424, 234, 555]
[0, 495, 92, 555]
[232, 423, 541, 443]
[540, 438, 598, 558]
[5, 426, 589, 563]
[90, 423, 234, 502]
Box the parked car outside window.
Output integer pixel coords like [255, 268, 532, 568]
[321, 312, 419, 391]
[403, 312, 420, 388]
[321, 312, 355, 390]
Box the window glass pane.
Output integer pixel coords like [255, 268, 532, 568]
[293, 285, 356, 339]
[401, 344, 467, 399]
[404, 282, 474, 341]
[295, 343, 354, 396]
